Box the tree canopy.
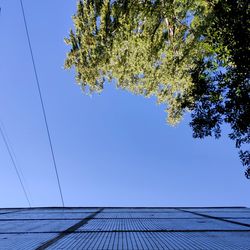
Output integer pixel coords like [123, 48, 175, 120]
[65, 0, 250, 177]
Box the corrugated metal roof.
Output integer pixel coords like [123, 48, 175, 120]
[0, 207, 249, 249]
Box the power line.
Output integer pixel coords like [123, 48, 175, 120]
[0, 120, 33, 204]
[0, 122, 31, 207]
[19, 0, 65, 207]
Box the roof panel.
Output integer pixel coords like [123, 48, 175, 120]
[78, 218, 247, 231]
[0, 207, 249, 249]
[0, 219, 80, 233]
[0, 212, 93, 220]
[46, 232, 250, 250]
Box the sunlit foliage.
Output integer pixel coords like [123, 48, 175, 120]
[65, 0, 250, 175]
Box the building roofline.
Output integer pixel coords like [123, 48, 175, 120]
[0, 206, 247, 210]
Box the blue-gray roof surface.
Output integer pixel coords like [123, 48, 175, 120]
[0, 207, 249, 249]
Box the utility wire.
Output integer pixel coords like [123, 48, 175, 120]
[0, 123, 31, 207]
[19, 0, 65, 207]
[0, 120, 33, 204]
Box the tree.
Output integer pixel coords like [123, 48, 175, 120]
[182, 0, 250, 177]
[65, 0, 250, 177]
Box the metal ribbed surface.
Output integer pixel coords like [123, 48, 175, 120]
[95, 212, 201, 219]
[0, 212, 93, 220]
[78, 218, 245, 231]
[46, 232, 249, 250]
[186, 208, 250, 213]
[0, 220, 80, 233]
[190, 211, 250, 218]
[0, 233, 57, 250]
[0, 207, 250, 249]
[102, 209, 184, 213]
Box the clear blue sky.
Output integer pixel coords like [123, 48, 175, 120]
[0, 0, 249, 208]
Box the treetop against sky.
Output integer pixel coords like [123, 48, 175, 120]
[65, 0, 250, 176]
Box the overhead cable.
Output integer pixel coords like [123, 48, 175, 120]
[0, 122, 31, 207]
[19, 0, 65, 207]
